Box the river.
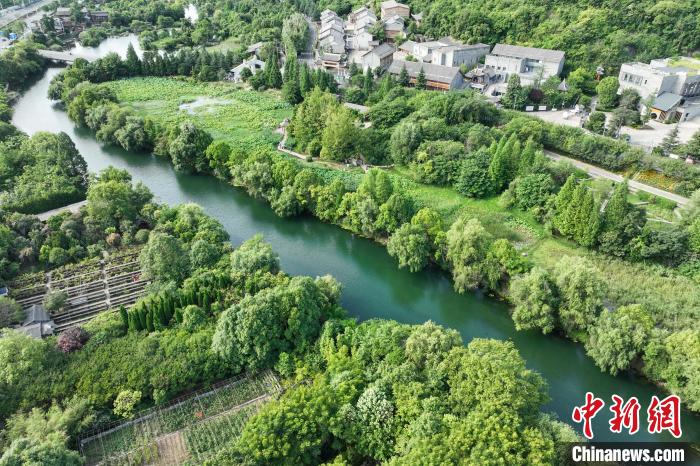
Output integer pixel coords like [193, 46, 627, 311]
[11, 35, 700, 446]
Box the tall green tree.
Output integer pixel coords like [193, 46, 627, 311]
[416, 67, 427, 90]
[595, 76, 619, 110]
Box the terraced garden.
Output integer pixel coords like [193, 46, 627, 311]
[8, 247, 147, 331]
[79, 371, 280, 465]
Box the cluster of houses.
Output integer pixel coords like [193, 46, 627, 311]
[47, 6, 109, 34]
[313, 2, 568, 92]
[618, 57, 700, 123]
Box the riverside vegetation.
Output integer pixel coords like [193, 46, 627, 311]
[42, 49, 700, 415]
[0, 161, 581, 464]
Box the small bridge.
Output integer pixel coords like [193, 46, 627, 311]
[37, 49, 95, 64]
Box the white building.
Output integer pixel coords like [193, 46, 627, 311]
[228, 58, 265, 82]
[396, 37, 489, 68]
[354, 42, 395, 72]
[380, 0, 410, 19]
[484, 44, 565, 85]
[319, 10, 346, 55]
[618, 57, 700, 122]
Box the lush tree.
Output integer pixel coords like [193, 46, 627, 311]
[586, 305, 652, 375]
[113, 389, 142, 418]
[290, 88, 338, 152]
[595, 77, 619, 110]
[282, 13, 309, 54]
[455, 149, 493, 198]
[510, 268, 558, 334]
[0, 297, 24, 329]
[43, 290, 68, 312]
[446, 217, 492, 292]
[204, 140, 232, 178]
[584, 111, 606, 134]
[139, 232, 190, 285]
[168, 121, 213, 173]
[230, 234, 280, 277]
[387, 223, 432, 272]
[554, 256, 605, 337]
[500, 74, 526, 110]
[320, 106, 358, 162]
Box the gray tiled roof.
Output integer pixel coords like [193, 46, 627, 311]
[388, 59, 461, 84]
[652, 93, 683, 112]
[491, 44, 565, 63]
[24, 304, 51, 326]
[369, 42, 395, 58]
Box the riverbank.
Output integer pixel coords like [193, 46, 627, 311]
[12, 64, 700, 444]
[57, 73, 700, 415]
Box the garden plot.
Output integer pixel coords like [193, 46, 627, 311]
[79, 371, 280, 465]
[8, 247, 148, 331]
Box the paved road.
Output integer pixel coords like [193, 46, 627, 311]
[0, 0, 51, 29]
[36, 200, 87, 221]
[545, 150, 689, 206]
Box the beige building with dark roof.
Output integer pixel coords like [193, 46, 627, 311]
[485, 44, 565, 85]
[389, 59, 465, 90]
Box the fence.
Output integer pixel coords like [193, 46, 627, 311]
[79, 370, 280, 465]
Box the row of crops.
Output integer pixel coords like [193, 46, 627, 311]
[80, 371, 280, 465]
[8, 247, 147, 330]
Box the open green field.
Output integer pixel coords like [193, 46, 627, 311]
[104, 77, 293, 151]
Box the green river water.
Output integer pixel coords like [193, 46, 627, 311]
[11, 35, 700, 446]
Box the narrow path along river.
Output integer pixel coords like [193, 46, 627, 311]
[11, 37, 700, 445]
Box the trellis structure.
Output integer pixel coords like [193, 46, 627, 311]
[8, 248, 148, 331]
[79, 371, 281, 465]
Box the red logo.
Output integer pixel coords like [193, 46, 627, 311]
[572, 392, 605, 439]
[647, 395, 682, 438]
[609, 395, 640, 435]
[572, 393, 682, 439]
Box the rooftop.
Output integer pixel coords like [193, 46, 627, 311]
[381, 0, 409, 9]
[491, 43, 565, 63]
[652, 92, 683, 112]
[24, 304, 51, 326]
[369, 42, 395, 58]
[389, 59, 462, 84]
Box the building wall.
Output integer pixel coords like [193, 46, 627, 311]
[381, 5, 410, 18]
[484, 55, 523, 79]
[618, 63, 672, 99]
[435, 45, 489, 68]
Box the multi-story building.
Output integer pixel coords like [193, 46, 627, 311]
[380, 0, 410, 19]
[618, 57, 700, 122]
[396, 37, 489, 68]
[484, 44, 565, 85]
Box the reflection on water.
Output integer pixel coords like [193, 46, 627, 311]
[11, 65, 700, 447]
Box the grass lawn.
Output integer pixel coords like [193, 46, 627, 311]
[104, 77, 293, 151]
[206, 36, 242, 52]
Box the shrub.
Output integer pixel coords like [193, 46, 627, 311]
[57, 326, 90, 353]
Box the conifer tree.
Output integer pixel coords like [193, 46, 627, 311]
[119, 305, 129, 329]
[363, 67, 374, 96]
[265, 52, 283, 89]
[398, 64, 409, 86]
[659, 125, 680, 156]
[519, 137, 537, 174]
[574, 189, 600, 247]
[146, 310, 155, 332]
[416, 67, 427, 89]
[553, 175, 577, 232]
